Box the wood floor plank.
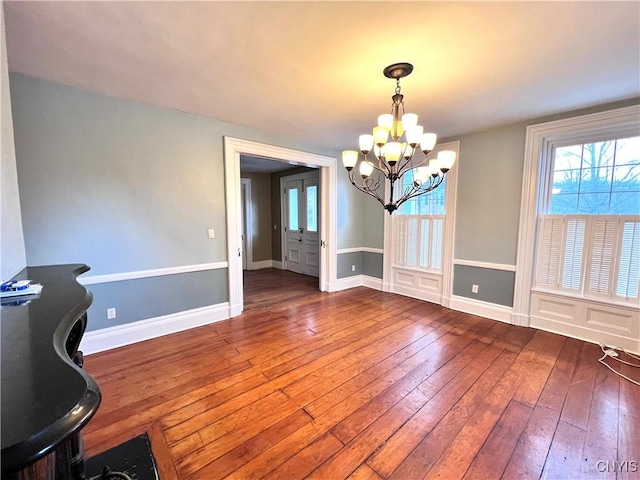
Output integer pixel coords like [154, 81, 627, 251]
[579, 363, 619, 479]
[185, 409, 313, 480]
[618, 361, 640, 480]
[540, 420, 586, 479]
[347, 464, 384, 480]
[413, 331, 553, 480]
[260, 433, 344, 480]
[501, 336, 583, 480]
[380, 350, 516, 480]
[559, 342, 600, 429]
[462, 399, 533, 480]
[306, 342, 494, 479]
[79, 268, 636, 480]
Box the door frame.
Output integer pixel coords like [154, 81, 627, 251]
[280, 170, 320, 275]
[240, 178, 252, 270]
[224, 137, 337, 317]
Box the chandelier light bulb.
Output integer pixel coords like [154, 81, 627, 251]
[415, 166, 430, 184]
[402, 143, 414, 160]
[385, 142, 402, 164]
[378, 114, 393, 129]
[373, 126, 390, 147]
[406, 125, 424, 146]
[342, 150, 359, 170]
[359, 134, 374, 154]
[359, 160, 374, 178]
[437, 150, 456, 172]
[402, 113, 418, 130]
[429, 158, 443, 174]
[420, 133, 437, 152]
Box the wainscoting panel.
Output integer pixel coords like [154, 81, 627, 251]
[530, 291, 639, 353]
[391, 267, 442, 304]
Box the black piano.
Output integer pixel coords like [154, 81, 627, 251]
[1, 264, 100, 479]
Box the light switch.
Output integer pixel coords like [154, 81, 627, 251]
[208, 229, 215, 239]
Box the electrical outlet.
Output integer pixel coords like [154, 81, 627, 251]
[207, 228, 215, 239]
[472, 284, 479, 294]
[107, 307, 117, 319]
[352, 265, 356, 272]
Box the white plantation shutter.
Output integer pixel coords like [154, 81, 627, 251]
[586, 218, 617, 296]
[406, 218, 418, 266]
[431, 218, 443, 270]
[419, 219, 430, 268]
[394, 215, 445, 272]
[536, 217, 564, 288]
[561, 218, 586, 290]
[396, 216, 407, 265]
[616, 220, 640, 299]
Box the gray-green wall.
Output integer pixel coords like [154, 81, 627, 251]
[1, 9, 26, 281]
[240, 170, 272, 263]
[9, 73, 340, 331]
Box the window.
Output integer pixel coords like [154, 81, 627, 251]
[549, 137, 640, 215]
[535, 136, 640, 301]
[288, 188, 298, 231]
[306, 185, 318, 232]
[394, 172, 446, 272]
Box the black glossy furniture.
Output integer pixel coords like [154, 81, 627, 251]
[1, 264, 101, 479]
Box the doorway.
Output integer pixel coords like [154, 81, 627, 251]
[224, 137, 337, 317]
[283, 171, 320, 277]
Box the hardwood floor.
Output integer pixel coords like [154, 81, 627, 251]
[243, 268, 319, 311]
[83, 270, 640, 480]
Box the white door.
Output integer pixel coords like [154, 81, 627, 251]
[284, 179, 304, 274]
[283, 174, 320, 277]
[302, 178, 320, 277]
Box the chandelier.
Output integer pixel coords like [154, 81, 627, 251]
[342, 63, 455, 214]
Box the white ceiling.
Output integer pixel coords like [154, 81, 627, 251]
[4, 1, 639, 153]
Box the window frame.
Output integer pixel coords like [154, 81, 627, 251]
[513, 104, 640, 327]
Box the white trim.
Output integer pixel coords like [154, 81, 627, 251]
[449, 295, 514, 324]
[80, 303, 230, 354]
[272, 260, 283, 270]
[337, 247, 384, 255]
[530, 318, 639, 355]
[391, 284, 441, 305]
[453, 259, 517, 272]
[514, 105, 640, 328]
[79, 262, 228, 285]
[328, 274, 383, 292]
[362, 275, 383, 290]
[224, 137, 337, 317]
[241, 178, 253, 271]
[248, 260, 274, 270]
[328, 275, 364, 292]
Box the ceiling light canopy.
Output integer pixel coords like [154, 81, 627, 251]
[342, 63, 455, 214]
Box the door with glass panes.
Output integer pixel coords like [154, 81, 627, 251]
[284, 173, 319, 277]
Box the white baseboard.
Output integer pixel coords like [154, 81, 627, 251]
[248, 260, 274, 270]
[531, 316, 640, 354]
[272, 261, 283, 270]
[391, 285, 441, 305]
[80, 303, 230, 354]
[328, 275, 383, 292]
[449, 295, 514, 324]
[362, 276, 383, 290]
